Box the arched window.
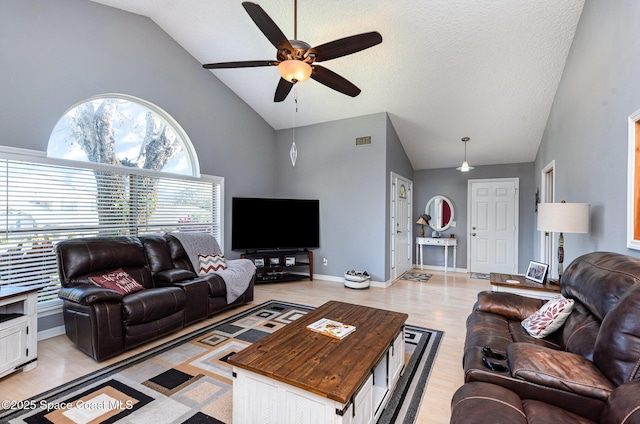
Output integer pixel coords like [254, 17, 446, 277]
[48, 94, 199, 176]
[0, 96, 221, 309]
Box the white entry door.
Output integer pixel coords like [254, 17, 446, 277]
[391, 173, 413, 279]
[469, 178, 519, 274]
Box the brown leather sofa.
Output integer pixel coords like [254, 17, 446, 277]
[56, 235, 254, 361]
[451, 252, 640, 423]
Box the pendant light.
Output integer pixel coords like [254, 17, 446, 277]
[456, 137, 474, 172]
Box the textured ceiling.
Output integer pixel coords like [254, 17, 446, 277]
[90, 0, 584, 170]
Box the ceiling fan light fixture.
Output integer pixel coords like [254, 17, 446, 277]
[278, 59, 312, 83]
[456, 137, 475, 172]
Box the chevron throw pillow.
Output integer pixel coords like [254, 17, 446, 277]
[198, 254, 227, 275]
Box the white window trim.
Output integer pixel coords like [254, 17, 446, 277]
[0, 146, 223, 313]
[50, 93, 201, 177]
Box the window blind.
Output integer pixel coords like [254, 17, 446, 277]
[0, 158, 222, 308]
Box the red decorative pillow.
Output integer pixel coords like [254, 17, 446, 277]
[89, 268, 145, 296]
[522, 295, 574, 338]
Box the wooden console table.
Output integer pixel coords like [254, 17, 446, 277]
[490, 272, 561, 300]
[229, 301, 408, 424]
[416, 237, 457, 272]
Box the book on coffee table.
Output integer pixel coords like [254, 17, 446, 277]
[306, 318, 356, 339]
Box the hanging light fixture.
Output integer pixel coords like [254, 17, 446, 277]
[456, 137, 475, 172]
[278, 1, 312, 84]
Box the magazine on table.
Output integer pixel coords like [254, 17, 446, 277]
[306, 318, 356, 340]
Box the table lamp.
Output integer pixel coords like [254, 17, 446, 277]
[416, 216, 429, 238]
[537, 201, 590, 280]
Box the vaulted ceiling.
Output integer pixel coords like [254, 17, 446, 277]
[90, 0, 584, 170]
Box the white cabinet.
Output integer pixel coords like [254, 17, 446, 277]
[389, 328, 404, 387]
[0, 287, 38, 378]
[343, 374, 374, 424]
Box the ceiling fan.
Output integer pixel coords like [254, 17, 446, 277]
[202, 1, 382, 102]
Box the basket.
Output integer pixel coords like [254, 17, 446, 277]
[344, 270, 370, 289]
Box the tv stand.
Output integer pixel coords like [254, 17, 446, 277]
[242, 249, 313, 283]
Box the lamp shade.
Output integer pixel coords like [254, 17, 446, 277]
[278, 60, 312, 83]
[416, 216, 428, 225]
[456, 160, 474, 172]
[537, 202, 590, 234]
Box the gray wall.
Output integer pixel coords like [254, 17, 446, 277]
[534, 0, 640, 262]
[1, 0, 277, 333]
[385, 115, 415, 279]
[0, 0, 278, 256]
[413, 162, 535, 273]
[274, 113, 390, 282]
[11, 0, 630, 337]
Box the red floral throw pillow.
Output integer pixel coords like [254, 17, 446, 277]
[89, 268, 145, 296]
[522, 295, 574, 338]
[198, 254, 227, 275]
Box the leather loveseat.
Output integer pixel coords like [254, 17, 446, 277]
[451, 252, 640, 423]
[56, 235, 255, 361]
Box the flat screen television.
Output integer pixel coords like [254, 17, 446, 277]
[232, 197, 320, 251]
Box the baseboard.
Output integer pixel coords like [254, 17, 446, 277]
[312, 273, 343, 283]
[412, 264, 469, 273]
[38, 325, 65, 341]
[313, 273, 392, 288]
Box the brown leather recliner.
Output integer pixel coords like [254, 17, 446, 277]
[451, 380, 640, 424]
[56, 237, 187, 361]
[454, 252, 640, 422]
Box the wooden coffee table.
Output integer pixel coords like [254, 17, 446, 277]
[229, 300, 408, 424]
[490, 272, 561, 300]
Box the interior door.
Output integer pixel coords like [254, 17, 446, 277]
[391, 174, 413, 279]
[540, 162, 556, 276]
[469, 178, 518, 274]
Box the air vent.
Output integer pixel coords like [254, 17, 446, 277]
[356, 136, 372, 146]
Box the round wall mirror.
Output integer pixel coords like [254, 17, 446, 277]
[425, 195, 454, 232]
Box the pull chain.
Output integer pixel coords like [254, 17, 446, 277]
[290, 86, 299, 167]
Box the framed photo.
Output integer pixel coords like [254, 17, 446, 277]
[525, 260, 548, 284]
[269, 257, 280, 266]
[254, 258, 264, 267]
[285, 256, 296, 266]
[627, 109, 640, 250]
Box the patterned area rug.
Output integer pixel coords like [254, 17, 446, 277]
[400, 270, 433, 282]
[3, 300, 442, 424]
[470, 272, 491, 280]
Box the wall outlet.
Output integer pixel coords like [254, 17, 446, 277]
[450, 220, 456, 227]
[323, 258, 328, 266]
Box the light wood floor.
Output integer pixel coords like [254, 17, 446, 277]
[0, 270, 487, 423]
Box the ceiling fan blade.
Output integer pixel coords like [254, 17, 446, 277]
[242, 2, 294, 53]
[203, 60, 276, 69]
[308, 32, 382, 62]
[310, 65, 361, 97]
[274, 78, 294, 102]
